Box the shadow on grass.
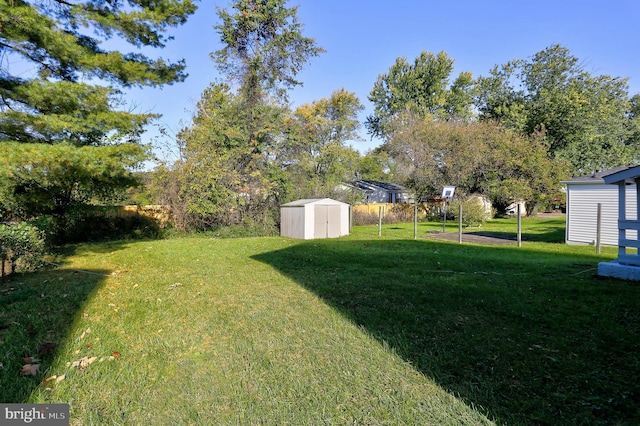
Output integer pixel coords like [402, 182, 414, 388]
[0, 266, 109, 402]
[253, 238, 640, 425]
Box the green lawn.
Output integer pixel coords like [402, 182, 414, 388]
[2, 217, 639, 425]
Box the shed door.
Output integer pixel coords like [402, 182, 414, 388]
[314, 205, 341, 238]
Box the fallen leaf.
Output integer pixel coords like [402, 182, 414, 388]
[20, 364, 40, 376]
[112, 351, 121, 358]
[55, 375, 65, 384]
[81, 357, 97, 369]
[69, 356, 97, 370]
[45, 375, 57, 382]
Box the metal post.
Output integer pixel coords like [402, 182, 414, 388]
[414, 202, 418, 239]
[378, 206, 383, 237]
[517, 203, 522, 247]
[442, 200, 447, 233]
[596, 203, 602, 254]
[458, 203, 463, 243]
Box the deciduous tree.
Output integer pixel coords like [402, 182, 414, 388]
[212, 0, 324, 106]
[366, 51, 475, 138]
[382, 115, 568, 213]
[167, 0, 323, 231]
[476, 44, 638, 174]
[283, 89, 363, 199]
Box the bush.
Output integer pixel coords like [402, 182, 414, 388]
[31, 208, 163, 245]
[59, 212, 162, 244]
[448, 197, 494, 227]
[0, 223, 46, 273]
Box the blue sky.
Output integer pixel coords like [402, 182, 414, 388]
[125, 0, 640, 163]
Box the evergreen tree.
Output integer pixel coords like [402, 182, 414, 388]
[0, 0, 196, 220]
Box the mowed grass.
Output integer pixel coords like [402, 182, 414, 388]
[1, 216, 639, 425]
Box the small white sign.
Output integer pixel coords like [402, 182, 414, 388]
[441, 186, 456, 199]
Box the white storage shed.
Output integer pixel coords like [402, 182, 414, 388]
[280, 198, 351, 240]
[562, 167, 638, 246]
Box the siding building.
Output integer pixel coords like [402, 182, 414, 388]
[562, 167, 638, 246]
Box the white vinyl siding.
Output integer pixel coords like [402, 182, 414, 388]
[566, 183, 637, 246]
[280, 198, 350, 240]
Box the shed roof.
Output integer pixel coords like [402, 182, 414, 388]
[561, 166, 637, 185]
[281, 198, 349, 207]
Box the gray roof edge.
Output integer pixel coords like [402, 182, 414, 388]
[562, 165, 639, 185]
[602, 165, 640, 184]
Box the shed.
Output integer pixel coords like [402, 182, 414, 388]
[280, 198, 350, 239]
[562, 167, 638, 246]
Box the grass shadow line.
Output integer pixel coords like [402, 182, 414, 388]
[253, 238, 640, 425]
[0, 266, 110, 402]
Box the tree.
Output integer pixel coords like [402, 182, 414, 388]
[357, 149, 395, 182]
[476, 44, 638, 174]
[0, 0, 196, 145]
[170, 83, 286, 230]
[283, 89, 363, 199]
[164, 0, 323, 231]
[366, 51, 475, 138]
[0, 0, 197, 222]
[381, 115, 568, 213]
[212, 0, 324, 106]
[0, 142, 147, 219]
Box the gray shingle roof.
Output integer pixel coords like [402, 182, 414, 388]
[562, 166, 635, 184]
[349, 179, 406, 192]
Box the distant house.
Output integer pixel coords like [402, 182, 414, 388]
[562, 166, 638, 246]
[346, 179, 411, 204]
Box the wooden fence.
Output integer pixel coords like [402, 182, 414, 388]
[351, 203, 396, 216]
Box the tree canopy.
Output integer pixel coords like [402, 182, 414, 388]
[160, 1, 329, 231]
[0, 0, 196, 222]
[476, 44, 638, 174]
[0, 0, 196, 145]
[366, 51, 475, 138]
[382, 114, 568, 213]
[283, 89, 364, 200]
[212, 0, 324, 105]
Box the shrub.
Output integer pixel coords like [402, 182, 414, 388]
[30, 208, 163, 245]
[448, 197, 494, 227]
[59, 211, 162, 244]
[0, 223, 46, 273]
